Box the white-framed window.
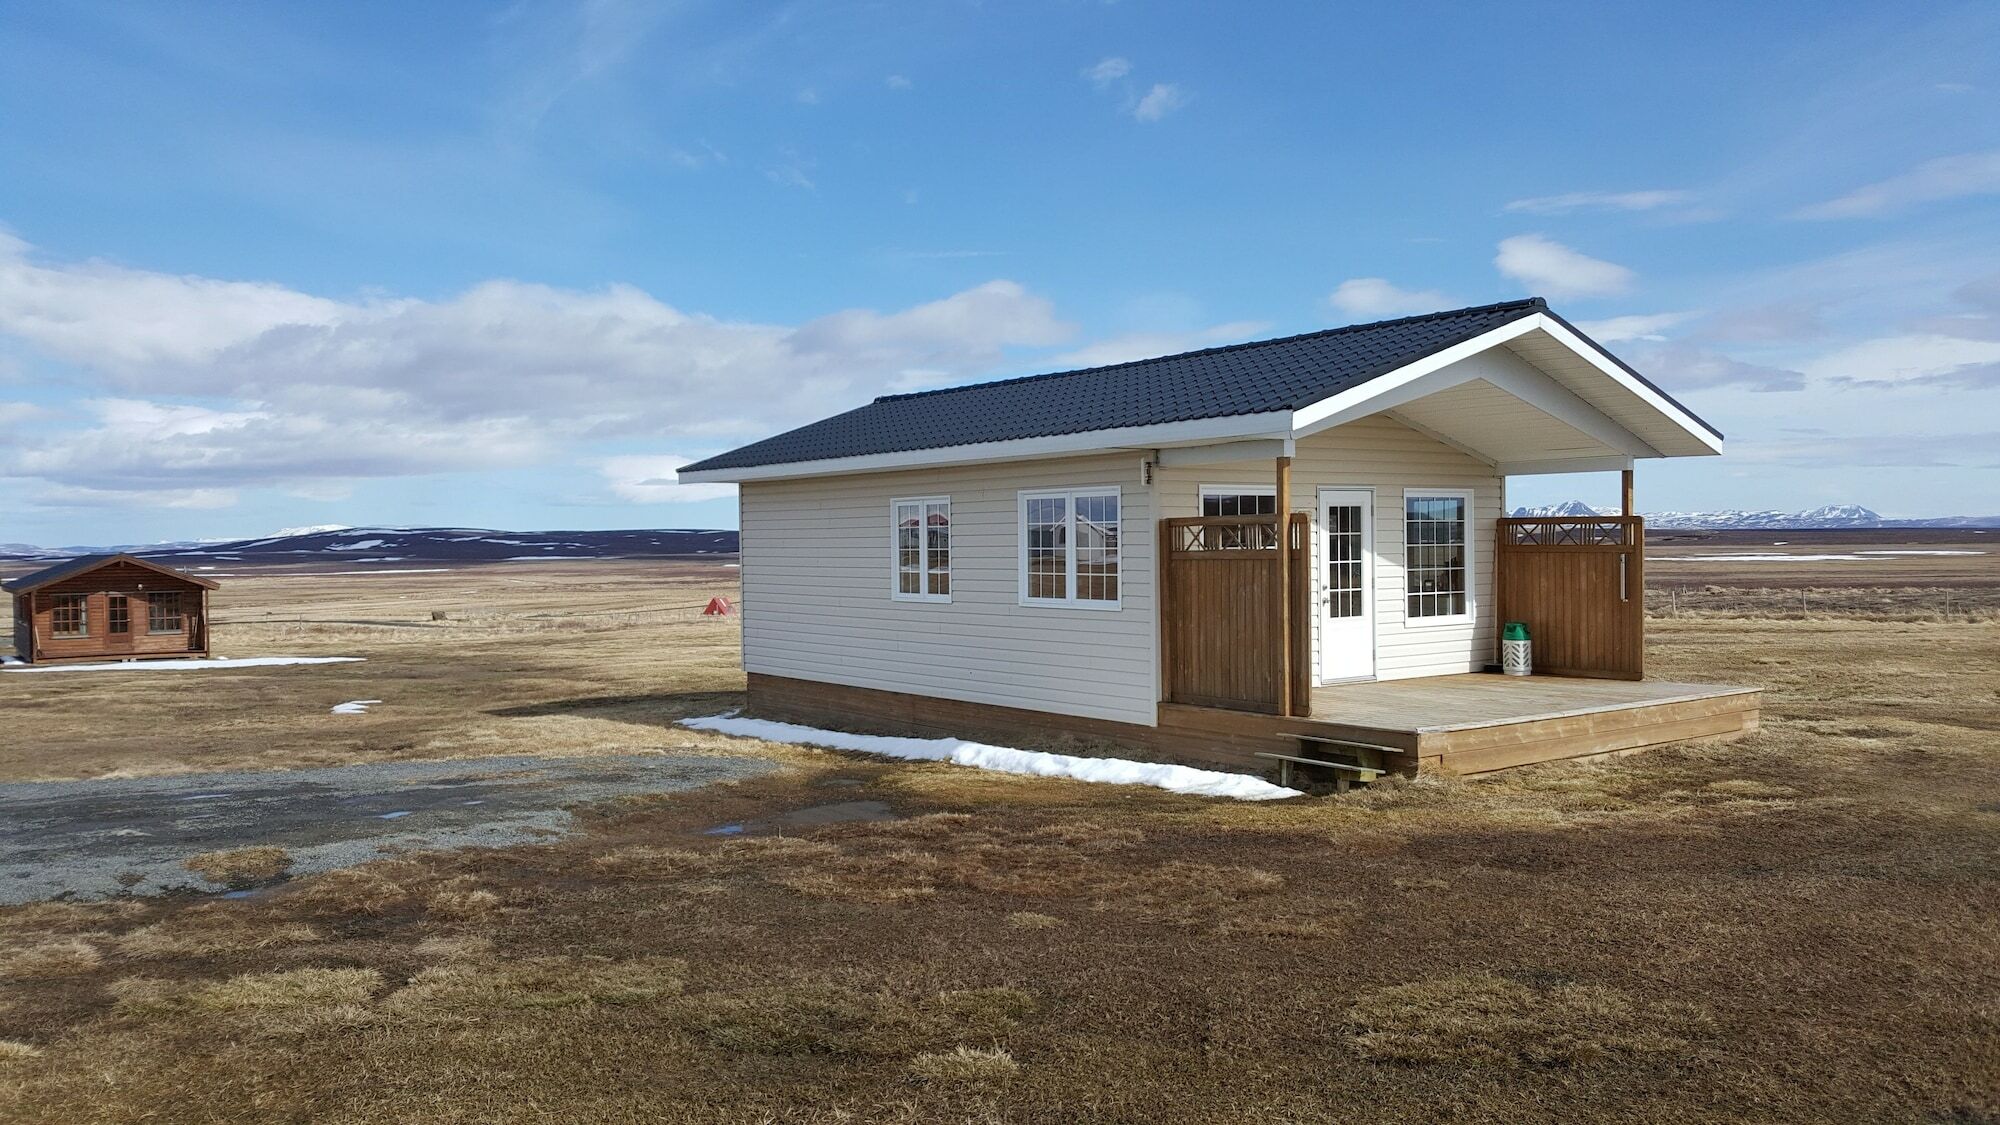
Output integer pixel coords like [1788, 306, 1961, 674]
[891, 497, 951, 601]
[1199, 485, 1276, 518]
[1404, 489, 1472, 624]
[1019, 487, 1121, 609]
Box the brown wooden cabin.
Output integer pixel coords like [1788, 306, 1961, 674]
[5, 554, 217, 664]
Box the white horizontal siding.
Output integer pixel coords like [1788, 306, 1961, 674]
[1157, 413, 1502, 683]
[739, 453, 1157, 726]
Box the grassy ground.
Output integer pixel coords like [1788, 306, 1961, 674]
[1, 562, 1996, 1122]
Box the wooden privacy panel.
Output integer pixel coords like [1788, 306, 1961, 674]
[1160, 516, 1283, 713]
[1289, 512, 1311, 712]
[1495, 517, 1645, 680]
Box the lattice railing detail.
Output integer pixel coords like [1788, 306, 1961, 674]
[1166, 516, 1281, 554]
[1500, 517, 1637, 548]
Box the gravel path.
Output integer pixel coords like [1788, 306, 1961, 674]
[0, 753, 778, 904]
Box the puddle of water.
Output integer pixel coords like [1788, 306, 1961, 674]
[461, 799, 486, 807]
[182, 794, 231, 801]
[705, 823, 746, 836]
[378, 811, 413, 820]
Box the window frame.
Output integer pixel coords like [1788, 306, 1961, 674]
[50, 593, 89, 638]
[1401, 488, 1475, 627]
[107, 594, 131, 635]
[1016, 486, 1123, 611]
[147, 591, 186, 635]
[889, 496, 952, 604]
[1197, 484, 1277, 518]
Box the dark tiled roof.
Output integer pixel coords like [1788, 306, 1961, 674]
[3, 553, 219, 593]
[686, 298, 1563, 473]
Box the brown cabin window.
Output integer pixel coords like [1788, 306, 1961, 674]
[147, 592, 184, 635]
[51, 594, 88, 638]
[108, 595, 131, 634]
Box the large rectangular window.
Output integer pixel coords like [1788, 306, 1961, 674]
[147, 591, 185, 634]
[108, 594, 130, 635]
[1019, 487, 1121, 608]
[1405, 491, 1471, 622]
[892, 497, 950, 602]
[51, 594, 88, 638]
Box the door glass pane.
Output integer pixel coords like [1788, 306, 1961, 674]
[1325, 504, 1364, 619]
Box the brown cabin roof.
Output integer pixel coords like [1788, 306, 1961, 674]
[2, 553, 221, 594]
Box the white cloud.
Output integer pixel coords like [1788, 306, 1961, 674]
[1502, 190, 1692, 215]
[1082, 57, 1131, 87]
[1494, 234, 1634, 298]
[885, 74, 911, 90]
[1625, 343, 1804, 393]
[1798, 334, 2000, 384]
[1573, 311, 1696, 342]
[0, 234, 1077, 501]
[1328, 278, 1448, 319]
[795, 87, 820, 105]
[1131, 83, 1187, 122]
[1051, 321, 1271, 369]
[1793, 149, 2000, 219]
[599, 455, 737, 503]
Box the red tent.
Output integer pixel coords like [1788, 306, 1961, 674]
[703, 596, 734, 617]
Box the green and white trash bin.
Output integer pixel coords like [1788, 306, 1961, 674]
[1501, 621, 1532, 676]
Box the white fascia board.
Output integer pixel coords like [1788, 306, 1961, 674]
[1521, 314, 1723, 454]
[1289, 316, 1543, 436]
[678, 410, 1294, 483]
[1495, 454, 1635, 476]
[1288, 312, 1722, 457]
[1154, 437, 1295, 467]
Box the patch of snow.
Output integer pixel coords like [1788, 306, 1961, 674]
[276, 524, 354, 537]
[326, 539, 386, 551]
[679, 714, 1301, 801]
[0, 656, 20, 666]
[257, 569, 453, 577]
[6, 656, 366, 674]
[331, 699, 383, 715]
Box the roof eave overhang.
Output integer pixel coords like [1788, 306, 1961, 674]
[676, 410, 1296, 483]
[1288, 312, 1723, 459]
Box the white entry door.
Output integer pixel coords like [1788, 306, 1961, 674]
[1318, 488, 1376, 682]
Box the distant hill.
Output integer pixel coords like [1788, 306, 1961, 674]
[1510, 503, 2000, 530]
[0, 526, 739, 565]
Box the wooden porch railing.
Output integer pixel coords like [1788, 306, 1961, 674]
[1494, 516, 1645, 679]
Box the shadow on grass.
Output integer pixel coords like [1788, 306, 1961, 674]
[486, 690, 746, 729]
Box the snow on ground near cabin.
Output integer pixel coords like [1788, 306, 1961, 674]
[679, 714, 1302, 801]
[1652, 550, 1987, 563]
[5, 656, 365, 674]
[330, 699, 383, 715]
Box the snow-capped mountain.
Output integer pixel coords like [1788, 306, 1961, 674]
[1510, 502, 2000, 529]
[0, 526, 739, 564]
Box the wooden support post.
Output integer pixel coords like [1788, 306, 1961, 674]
[1275, 455, 1293, 717]
[1621, 468, 1635, 517]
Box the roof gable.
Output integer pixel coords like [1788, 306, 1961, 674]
[3, 553, 221, 594]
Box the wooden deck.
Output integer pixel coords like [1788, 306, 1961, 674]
[1157, 673, 1760, 778]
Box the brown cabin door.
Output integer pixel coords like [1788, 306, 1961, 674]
[104, 593, 134, 655]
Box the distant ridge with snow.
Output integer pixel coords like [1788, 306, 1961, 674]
[1511, 502, 2000, 530]
[0, 526, 738, 564]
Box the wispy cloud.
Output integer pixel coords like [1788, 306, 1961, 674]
[1625, 342, 1804, 392]
[1081, 57, 1131, 87]
[885, 74, 911, 90]
[1573, 311, 1696, 342]
[1793, 149, 2000, 219]
[1502, 190, 1692, 215]
[1328, 278, 1448, 319]
[1130, 83, 1187, 122]
[599, 455, 735, 503]
[1494, 234, 1633, 298]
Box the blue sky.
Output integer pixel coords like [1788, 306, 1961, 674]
[2, 1, 1997, 544]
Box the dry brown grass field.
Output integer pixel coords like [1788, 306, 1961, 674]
[1, 555, 1996, 1123]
